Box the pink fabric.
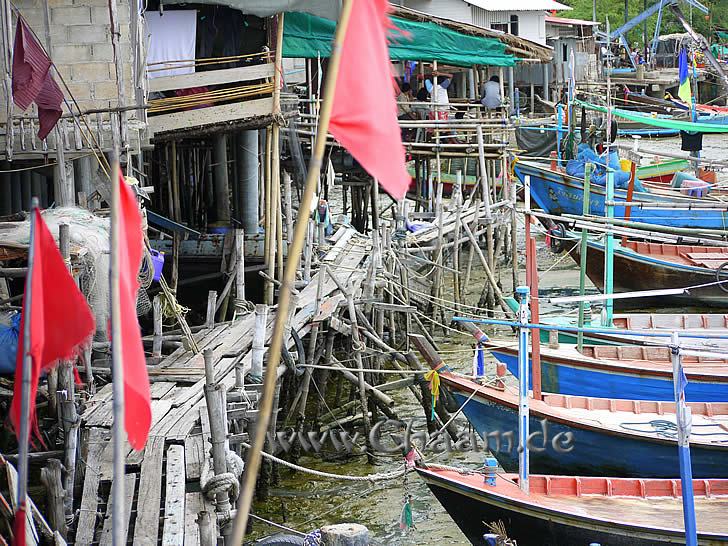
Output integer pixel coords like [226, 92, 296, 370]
[329, 0, 409, 200]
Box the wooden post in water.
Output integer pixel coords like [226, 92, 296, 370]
[452, 172, 463, 309]
[577, 164, 593, 351]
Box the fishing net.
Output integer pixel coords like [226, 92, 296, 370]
[0, 206, 154, 334]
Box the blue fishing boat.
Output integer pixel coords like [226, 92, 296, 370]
[513, 159, 728, 230]
[486, 343, 728, 402]
[434, 371, 728, 478]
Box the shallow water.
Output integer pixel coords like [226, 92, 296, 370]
[248, 134, 727, 545]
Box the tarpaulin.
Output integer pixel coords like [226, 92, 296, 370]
[283, 11, 515, 67]
[575, 98, 728, 134]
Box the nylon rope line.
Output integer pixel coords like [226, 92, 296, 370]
[239, 442, 408, 482]
[249, 514, 307, 537]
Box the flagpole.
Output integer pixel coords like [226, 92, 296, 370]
[109, 156, 126, 546]
[16, 197, 38, 536]
[230, 1, 354, 542]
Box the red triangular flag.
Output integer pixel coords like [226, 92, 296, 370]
[12, 501, 27, 546]
[328, 0, 409, 199]
[114, 172, 151, 450]
[10, 209, 95, 437]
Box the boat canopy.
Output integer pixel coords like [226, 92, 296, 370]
[282, 11, 516, 67]
[575, 99, 728, 134]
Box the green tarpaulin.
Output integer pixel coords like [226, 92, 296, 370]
[283, 11, 515, 67]
[711, 44, 728, 57]
[716, 30, 728, 41]
[575, 99, 728, 133]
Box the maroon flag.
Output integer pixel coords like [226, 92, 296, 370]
[11, 16, 63, 140]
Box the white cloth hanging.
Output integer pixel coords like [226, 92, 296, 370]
[145, 10, 197, 79]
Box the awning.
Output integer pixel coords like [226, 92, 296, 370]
[283, 11, 516, 67]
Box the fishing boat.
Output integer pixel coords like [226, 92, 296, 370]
[539, 312, 728, 348]
[565, 237, 728, 308]
[485, 342, 728, 402]
[513, 159, 728, 230]
[416, 466, 728, 545]
[433, 369, 728, 478]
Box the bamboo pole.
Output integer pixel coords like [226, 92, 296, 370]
[230, 3, 355, 540]
[577, 164, 593, 351]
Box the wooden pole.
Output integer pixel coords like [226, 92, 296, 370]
[234, 228, 246, 313]
[109, 157, 127, 546]
[452, 172, 463, 309]
[58, 224, 79, 520]
[230, 2, 355, 539]
[15, 198, 38, 543]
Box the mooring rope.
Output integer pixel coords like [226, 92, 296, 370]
[240, 442, 408, 482]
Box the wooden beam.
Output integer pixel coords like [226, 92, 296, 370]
[149, 97, 274, 135]
[132, 437, 165, 546]
[148, 63, 274, 93]
[98, 473, 137, 546]
[161, 445, 186, 546]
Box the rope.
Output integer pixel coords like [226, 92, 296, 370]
[200, 450, 245, 500]
[240, 442, 408, 482]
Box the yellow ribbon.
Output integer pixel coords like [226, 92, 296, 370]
[424, 369, 441, 419]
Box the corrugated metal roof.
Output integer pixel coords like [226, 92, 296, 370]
[546, 15, 598, 26]
[465, 0, 571, 11]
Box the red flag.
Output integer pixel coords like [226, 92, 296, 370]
[329, 0, 409, 199]
[9, 209, 95, 436]
[11, 16, 64, 140]
[12, 502, 27, 546]
[114, 172, 151, 450]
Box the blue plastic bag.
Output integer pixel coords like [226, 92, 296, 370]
[0, 312, 20, 374]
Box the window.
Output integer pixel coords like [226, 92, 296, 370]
[491, 22, 509, 33]
[510, 14, 519, 36]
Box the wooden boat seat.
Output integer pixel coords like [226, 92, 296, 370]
[523, 475, 728, 499]
[583, 345, 728, 363]
[623, 240, 728, 268]
[541, 393, 728, 417]
[614, 313, 728, 330]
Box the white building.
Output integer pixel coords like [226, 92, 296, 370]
[393, 0, 570, 45]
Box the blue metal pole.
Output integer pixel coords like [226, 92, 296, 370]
[671, 331, 698, 546]
[604, 169, 615, 326]
[556, 104, 563, 167]
[516, 285, 530, 494]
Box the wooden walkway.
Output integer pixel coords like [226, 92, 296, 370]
[72, 227, 371, 545]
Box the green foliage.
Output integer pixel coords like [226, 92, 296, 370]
[558, 0, 728, 44]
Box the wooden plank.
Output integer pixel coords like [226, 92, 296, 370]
[150, 382, 176, 399]
[148, 63, 274, 93]
[98, 473, 137, 546]
[161, 445, 186, 546]
[183, 492, 205, 546]
[184, 434, 205, 481]
[132, 437, 166, 546]
[149, 97, 273, 135]
[3, 459, 39, 546]
[75, 428, 106, 545]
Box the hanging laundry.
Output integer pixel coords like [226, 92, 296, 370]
[145, 10, 197, 79]
[11, 16, 63, 140]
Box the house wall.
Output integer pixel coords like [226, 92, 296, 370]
[399, 0, 473, 24]
[471, 8, 545, 45]
[5, 0, 137, 116]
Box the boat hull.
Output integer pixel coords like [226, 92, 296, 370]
[514, 161, 728, 230]
[488, 346, 728, 402]
[567, 240, 728, 309]
[451, 389, 727, 478]
[420, 471, 728, 545]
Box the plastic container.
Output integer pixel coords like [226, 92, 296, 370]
[150, 249, 165, 282]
